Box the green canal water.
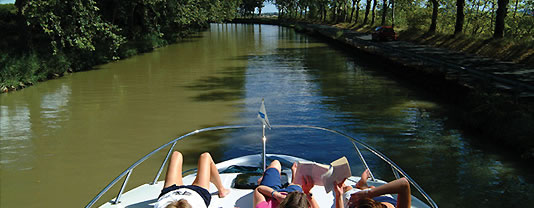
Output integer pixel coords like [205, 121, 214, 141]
[1, 24, 533, 208]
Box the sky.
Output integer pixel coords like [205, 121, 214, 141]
[262, 2, 278, 13]
[0, 0, 14, 4]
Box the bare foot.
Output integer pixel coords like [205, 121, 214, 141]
[343, 184, 353, 192]
[291, 162, 298, 173]
[291, 162, 298, 183]
[218, 188, 230, 198]
[356, 169, 371, 189]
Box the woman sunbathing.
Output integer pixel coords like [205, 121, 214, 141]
[153, 151, 230, 208]
[334, 169, 411, 208]
[253, 160, 319, 208]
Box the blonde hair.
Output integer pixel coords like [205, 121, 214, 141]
[166, 199, 191, 208]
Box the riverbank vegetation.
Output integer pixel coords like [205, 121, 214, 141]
[1, 0, 242, 92]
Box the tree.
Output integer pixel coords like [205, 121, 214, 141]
[429, 0, 439, 33]
[454, 0, 465, 35]
[350, 0, 357, 22]
[391, 0, 395, 27]
[354, 0, 362, 23]
[332, 0, 338, 22]
[371, 0, 378, 25]
[494, 0, 510, 38]
[24, 0, 125, 55]
[381, 0, 388, 25]
[363, 0, 372, 24]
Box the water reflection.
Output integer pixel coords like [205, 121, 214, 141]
[221, 25, 534, 207]
[0, 105, 32, 169]
[40, 84, 71, 131]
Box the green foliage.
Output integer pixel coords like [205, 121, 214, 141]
[1, 0, 244, 90]
[240, 0, 264, 16]
[24, 0, 125, 55]
[0, 3, 16, 14]
[406, 7, 430, 30]
[272, 0, 534, 39]
[0, 53, 41, 87]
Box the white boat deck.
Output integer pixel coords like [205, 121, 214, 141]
[98, 155, 431, 208]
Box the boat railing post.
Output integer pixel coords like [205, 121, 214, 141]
[351, 141, 376, 181]
[112, 169, 133, 204]
[391, 166, 401, 179]
[151, 141, 178, 185]
[262, 124, 266, 172]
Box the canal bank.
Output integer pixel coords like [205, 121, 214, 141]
[3, 23, 534, 208]
[230, 18, 534, 161]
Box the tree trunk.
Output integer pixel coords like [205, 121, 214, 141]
[429, 0, 439, 34]
[381, 0, 388, 25]
[350, 0, 357, 22]
[513, 0, 519, 18]
[454, 0, 465, 35]
[392, 0, 395, 28]
[332, 0, 337, 23]
[494, 0, 509, 38]
[323, 5, 327, 22]
[363, 0, 371, 24]
[371, 0, 377, 25]
[356, 0, 361, 23]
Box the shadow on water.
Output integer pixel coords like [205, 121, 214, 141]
[185, 66, 246, 102]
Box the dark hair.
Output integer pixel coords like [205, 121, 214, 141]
[351, 197, 386, 208]
[166, 199, 192, 208]
[279, 192, 310, 208]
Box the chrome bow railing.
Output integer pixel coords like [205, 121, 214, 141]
[85, 125, 438, 208]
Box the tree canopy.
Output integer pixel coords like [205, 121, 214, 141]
[271, 0, 533, 39]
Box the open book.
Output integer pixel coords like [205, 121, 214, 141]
[293, 157, 352, 193]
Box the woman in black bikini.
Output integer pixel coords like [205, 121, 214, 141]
[154, 151, 230, 208]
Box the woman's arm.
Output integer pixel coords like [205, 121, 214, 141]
[333, 179, 346, 208]
[256, 185, 286, 202]
[301, 175, 319, 208]
[350, 178, 411, 208]
[307, 194, 320, 208]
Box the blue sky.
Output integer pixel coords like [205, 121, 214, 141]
[262, 2, 278, 13]
[1, 0, 278, 13]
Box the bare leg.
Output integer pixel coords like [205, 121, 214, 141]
[267, 160, 282, 173]
[192, 152, 230, 198]
[164, 151, 184, 188]
[257, 160, 282, 184]
[355, 169, 375, 189]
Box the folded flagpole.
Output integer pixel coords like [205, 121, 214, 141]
[258, 99, 270, 172]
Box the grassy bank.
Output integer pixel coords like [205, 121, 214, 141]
[234, 17, 534, 66]
[332, 22, 534, 66]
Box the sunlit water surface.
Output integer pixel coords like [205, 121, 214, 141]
[1, 24, 533, 208]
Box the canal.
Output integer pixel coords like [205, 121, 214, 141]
[1, 23, 533, 208]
